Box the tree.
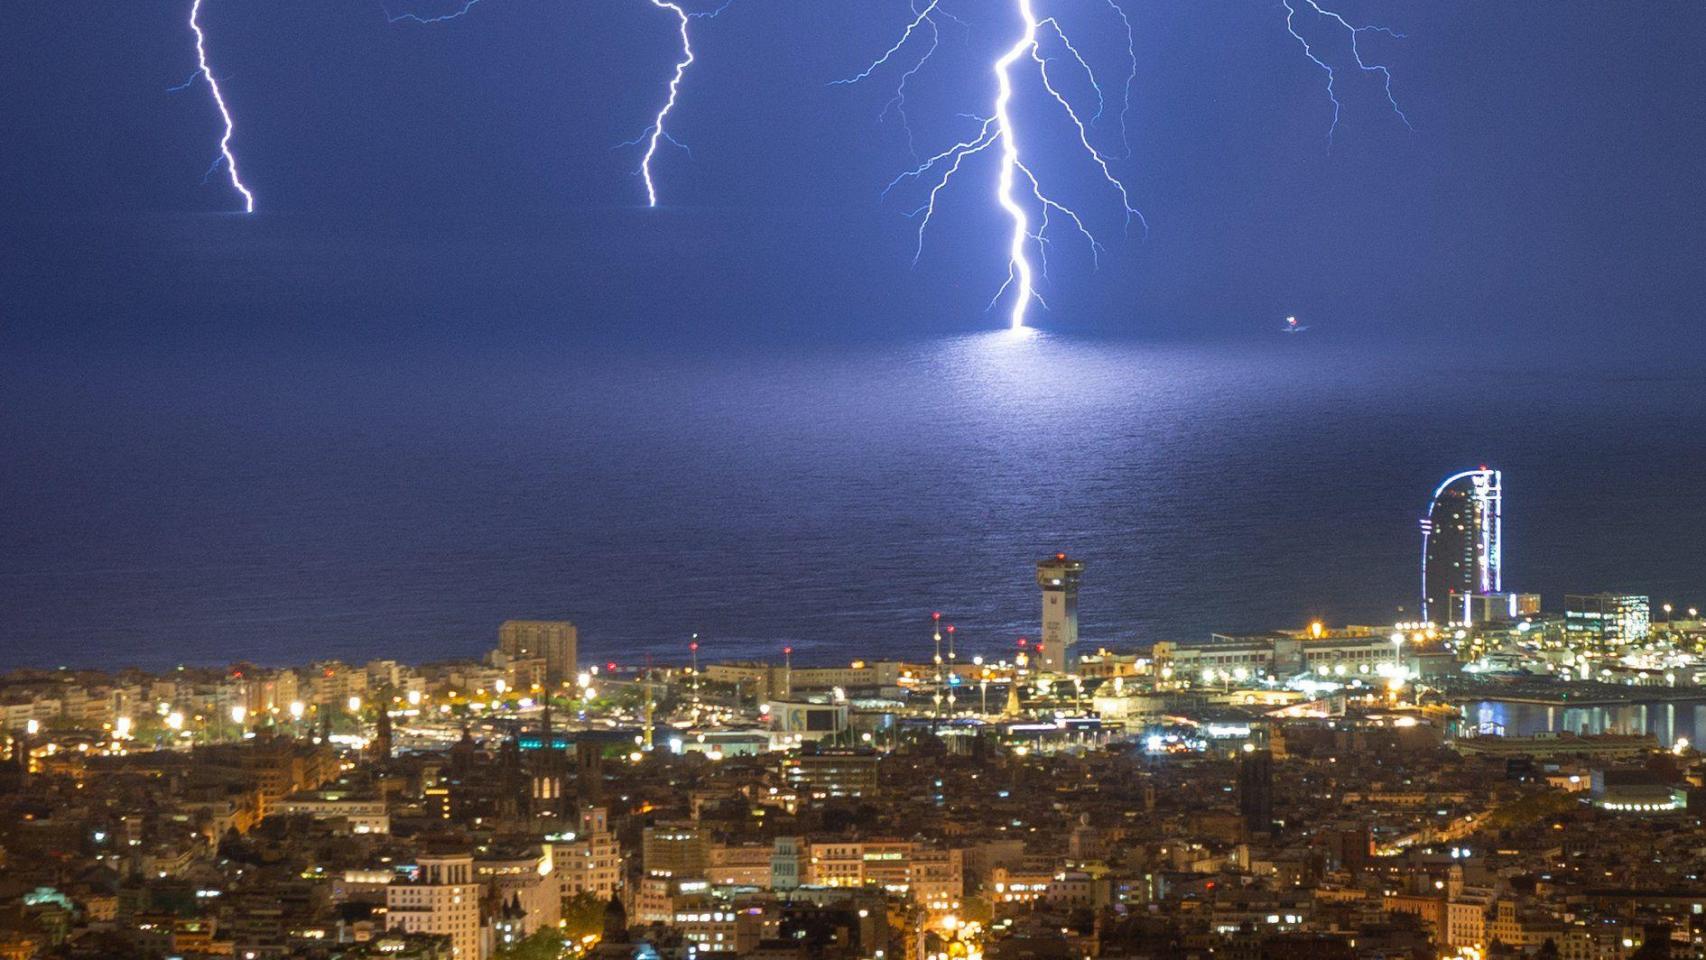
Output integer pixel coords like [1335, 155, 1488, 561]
[562, 892, 608, 942]
[495, 929, 568, 960]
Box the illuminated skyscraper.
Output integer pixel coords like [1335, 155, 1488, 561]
[1036, 553, 1084, 674]
[1419, 469, 1502, 624]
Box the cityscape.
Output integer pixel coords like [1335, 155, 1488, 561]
[2, 469, 1703, 960]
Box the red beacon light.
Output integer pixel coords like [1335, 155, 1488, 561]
[932, 611, 941, 621]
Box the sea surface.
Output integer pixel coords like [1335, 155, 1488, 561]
[3, 213, 1704, 671]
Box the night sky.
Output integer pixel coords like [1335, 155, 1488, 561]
[5, 1, 1704, 349]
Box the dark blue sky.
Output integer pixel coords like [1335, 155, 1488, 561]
[3, 0, 1704, 349]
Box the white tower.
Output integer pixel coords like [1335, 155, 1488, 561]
[1036, 553, 1085, 674]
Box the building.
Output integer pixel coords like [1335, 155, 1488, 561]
[497, 620, 578, 685]
[1037, 553, 1085, 674]
[643, 821, 710, 880]
[556, 806, 622, 900]
[669, 903, 763, 955]
[764, 700, 849, 745]
[1153, 631, 1405, 684]
[781, 748, 880, 800]
[1590, 767, 1685, 813]
[805, 840, 963, 906]
[1464, 591, 1542, 624]
[707, 843, 775, 887]
[337, 934, 455, 959]
[476, 846, 561, 944]
[702, 661, 904, 700]
[770, 836, 805, 891]
[1238, 749, 1275, 836]
[387, 852, 481, 960]
[277, 790, 390, 834]
[1420, 469, 1502, 624]
[1565, 594, 1651, 646]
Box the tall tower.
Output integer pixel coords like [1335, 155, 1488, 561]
[576, 740, 605, 804]
[1237, 748, 1275, 837]
[1036, 553, 1085, 674]
[1419, 469, 1502, 624]
[371, 706, 393, 762]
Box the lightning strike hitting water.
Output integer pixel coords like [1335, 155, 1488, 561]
[1281, 0, 1411, 143]
[186, 0, 254, 212]
[844, 0, 1142, 329]
[618, 1, 730, 207]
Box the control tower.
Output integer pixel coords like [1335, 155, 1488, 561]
[1036, 553, 1085, 674]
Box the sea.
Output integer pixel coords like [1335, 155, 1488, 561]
[3, 212, 1704, 671]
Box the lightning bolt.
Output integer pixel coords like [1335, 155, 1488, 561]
[1281, 0, 1411, 144]
[1097, 0, 1138, 157]
[830, 0, 950, 161]
[186, 0, 254, 212]
[618, 1, 731, 207]
[845, 0, 1142, 329]
[383, 0, 485, 25]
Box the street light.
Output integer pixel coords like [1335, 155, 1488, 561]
[690, 634, 700, 705]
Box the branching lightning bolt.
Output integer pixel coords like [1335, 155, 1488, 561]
[830, 1, 949, 161]
[618, 0, 731, 207]
[1281, 0, 1411, 144]
[383, 0, 486, 25]
[186, 0, 254, 213]
[1096, 0, 1138, 157]
[844, 0, 1142, 329]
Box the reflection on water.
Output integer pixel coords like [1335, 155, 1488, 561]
[1465, 700, 1706, 749]
[6, 311, 1706, 670]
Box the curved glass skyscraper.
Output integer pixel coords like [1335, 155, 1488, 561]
[1419, 469, 1502, 624]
